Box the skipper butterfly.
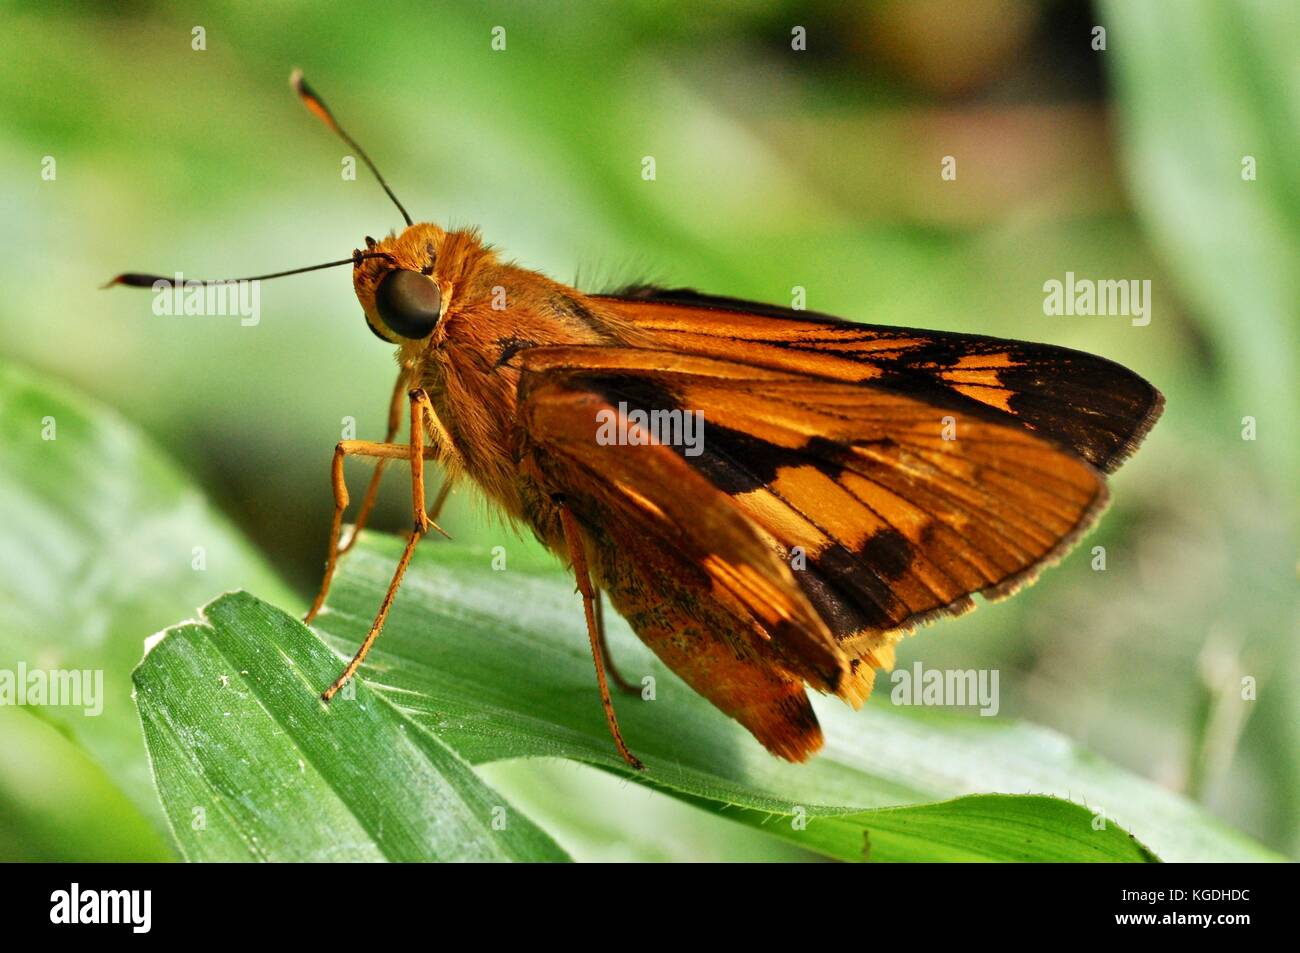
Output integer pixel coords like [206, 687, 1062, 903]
[110, 73, 1163, 769]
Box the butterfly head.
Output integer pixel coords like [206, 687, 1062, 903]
[353, 223, 449, 344]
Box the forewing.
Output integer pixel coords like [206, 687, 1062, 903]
[597, 288, 1163, 474]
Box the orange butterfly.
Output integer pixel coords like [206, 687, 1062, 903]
[111, 73, 1162, 769]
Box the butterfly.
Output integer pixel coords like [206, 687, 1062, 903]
[110, 72, 1163, 769]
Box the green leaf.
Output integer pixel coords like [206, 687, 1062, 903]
[304, 534, 1281, 862]
[476, 758, 824, 862]
[0, 360, 295, 859]
[133, 591, 569, 862]
[702, 794, 1160, 863]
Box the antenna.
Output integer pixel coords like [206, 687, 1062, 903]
[290, 68, 414, 226]
[103, 251, 394, 289]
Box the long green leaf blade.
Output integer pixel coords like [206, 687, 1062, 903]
[134, 592, 570, 862]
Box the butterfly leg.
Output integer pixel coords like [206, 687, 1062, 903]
[594, 592, 640, 695]
[306, 439, 409, 623]
[306, 369, 456, 624]
[303, 440, 449, 624]
[321, 389, 449, 701]
[338, 364, 408, 556]
[558, 502, 644, 770]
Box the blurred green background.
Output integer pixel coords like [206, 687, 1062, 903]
[0, 0, 1296, 860]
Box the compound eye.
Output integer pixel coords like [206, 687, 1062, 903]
[364, 317, 390, 342]
[374, 269, 442, 339]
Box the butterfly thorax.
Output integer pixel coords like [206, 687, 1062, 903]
[370, 227, 642, 532]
